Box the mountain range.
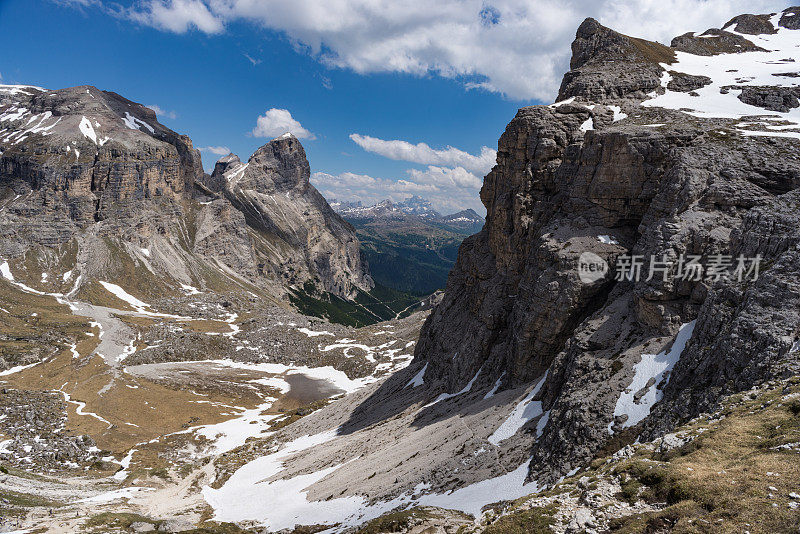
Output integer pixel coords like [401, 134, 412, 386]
[331, 196, 485, 295]
[331, 196, 485, 233]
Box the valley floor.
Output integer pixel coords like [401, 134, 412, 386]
[0, 267, 424, 533]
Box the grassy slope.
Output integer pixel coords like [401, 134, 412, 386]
[472, 376, 800, 533]
[289, 282, 421, 327]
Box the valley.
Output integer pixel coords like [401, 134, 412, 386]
[2, 5, 800, 534]
[333, 197, 484, 296]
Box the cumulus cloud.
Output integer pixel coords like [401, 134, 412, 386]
[146, 104, 178, 120]
[199, 145, 231, 155]
[334, 134, 493, 211]
[114, 0, 786, 100]
[407, 165, 483, 189]
[252, 108, 315, 140]
[127, 0, 223, 34]
[350, 134, 496, 176]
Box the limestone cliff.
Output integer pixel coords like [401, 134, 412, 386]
[414, 6, 800, 483]
[206, 135, 373, 299]
[0, 84, 371, 303]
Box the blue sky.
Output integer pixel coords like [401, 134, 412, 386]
[0, 0, 791, 213]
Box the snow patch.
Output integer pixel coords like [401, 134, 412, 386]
[488, 371, 549, 445]
[1, 261, 14, 281]
[180, 283, 201, 295]
[298, 327, 334, 337]
[58, 385, 113, 429]
[79, 486, 154, 503]
[0, 362, 41, 376]
[608, 105, 628, 122]
[79, 116, 108, 145]
[418, 459, 540, 517]
[609, 320, 696, 433]
[405, 363, 427, 388]
[425, 366, 482, 407]
[98, 281, 150, 309]
[484, 372, 506, 400]
[642, 24, 800, 136]
[122, 112, 155, 133]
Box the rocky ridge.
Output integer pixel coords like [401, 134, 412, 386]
[203, 137, 373, 299]
[0, 85, 371, 310]
[332, 195, 485, 233]
[415, 6, 800, 486]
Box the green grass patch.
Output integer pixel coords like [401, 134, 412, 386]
[357, 508, 434, 534]
[289, 283, 422, 327]
[482, 505, 556, 534]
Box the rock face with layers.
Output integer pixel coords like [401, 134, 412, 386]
[207, 135, 373, 299]
[414, 6, 800, 484]
[0, 85, 202, 256]
[0, 85, 371, 302]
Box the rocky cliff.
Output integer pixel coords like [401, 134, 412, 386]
[0, 84, 371, 303]
[205, 136, 373, 299]
[415, 6, 800, 484]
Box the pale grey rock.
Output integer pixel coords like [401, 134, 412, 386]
[671, 29, 766, 55]
[213, 135, 373, 299]
[157, 518, 192, 532]
[411, 5, 800, 487]
[737, 85, 800, 112]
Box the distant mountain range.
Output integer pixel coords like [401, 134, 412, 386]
[330, 195, 485, 234]
[329, 196, 485, 295]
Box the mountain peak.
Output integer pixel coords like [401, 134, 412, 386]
[558, 15, 675, 101]
[246, 134, 311, 193]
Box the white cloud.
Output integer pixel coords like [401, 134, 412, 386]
[350, 134, 496, 176]
[146, 104, 178, 120]
[252, 108, 315, 140]
[244, 53, 262, 66]
[199, 145, 231, 155]
[51, 0, 99, 5]
[336, 134, 491, 212]
[118, 0, 786, 100]
[128, 0, 223, 34]
[407, 165, 483, 189]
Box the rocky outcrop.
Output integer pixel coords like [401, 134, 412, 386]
[557, 18, 674, 102]
[737, 85, 800, 112]
[782, 6, 800, 29]
[413, 6, 800, 485]
[666, 72, 711, 92]
[0, 85, 203, 257]
[0, 85, 371, 303]
[671, 29, 766, 55]
[724, 13, 778, 35]
[208, 135, 373, 299]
